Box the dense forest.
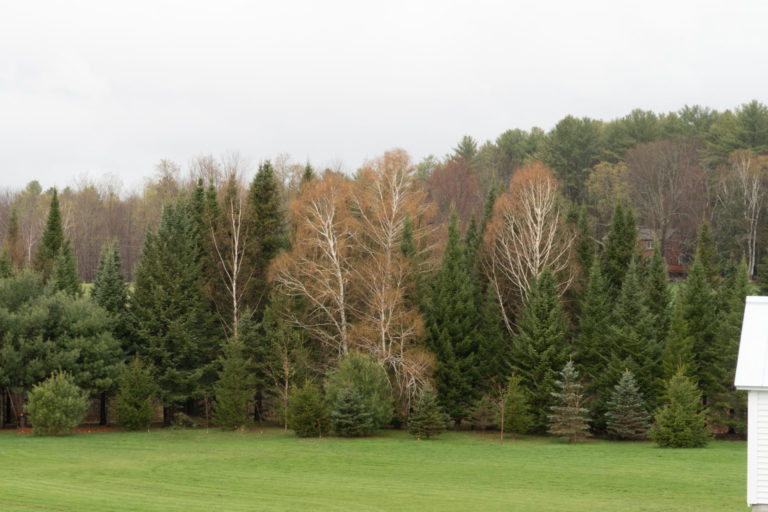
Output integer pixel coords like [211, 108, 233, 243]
[1, 100, 767, 439]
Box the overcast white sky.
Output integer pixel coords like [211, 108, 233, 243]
[1, 0, 767, 193]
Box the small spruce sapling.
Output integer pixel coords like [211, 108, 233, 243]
[605, 369, 649, 440]
[408, 384, 449, 440]
[548, 361, 590, 442]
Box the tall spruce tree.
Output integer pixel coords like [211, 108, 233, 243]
[661, 299, 696, 380]
[3, 207, 23, 269]
[213, 337, 254, 430]
[600, 202, 637, 297]
[644, 238, 671, 342]
[130, 196, 218, 423]
[575, 260, 611, 393]
[681, 249, 721, 406]
[34, 189, 64, 280]
[426, 209, 480, 423]
[510, 269, 569, 433]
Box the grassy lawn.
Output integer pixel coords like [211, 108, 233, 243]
[0, 428, 747, 511]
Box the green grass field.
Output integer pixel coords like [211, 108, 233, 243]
[0, 428, 748, 511]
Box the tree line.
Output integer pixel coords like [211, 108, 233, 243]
[1, 101, 767, 443]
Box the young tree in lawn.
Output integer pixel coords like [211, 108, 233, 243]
[511, 270, 569, 433]
[650, 368, 709, 448]
[24, 371, 88, 436]
[115, 355, 158, 431]
[548, 361, 590, 442]
[287, 380, 328, 438]
[408, 384, 449, 440]
[494, 373, 532, 444]
[325, 352, 393, 429]
[213, 337, 254, 430]
[329, 388, 374, 437]
[605, 370, 649, 440]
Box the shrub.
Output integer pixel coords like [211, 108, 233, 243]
[408, 385, 449, 440]
[115, 356, 157, 431]
[650, 369, 709, 448]
[498, 373, 533, 438]
[288, 381, 328, 438]
[605, 369, 648, 440]
[330, 388, 374, 436]
[325, 353, 393, 428]
[25, 371, 89, 436]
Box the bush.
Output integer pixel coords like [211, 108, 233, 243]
[325, 353, 393, 428]
[24, 371, 89, 436]
[408, 385, 449, 440]
[288, 381, 328, 438]
[115, 356, 157, 431]
[330, 388, 374, 436]
[498, 373, 533, 437]
[650, 369, 709, 448]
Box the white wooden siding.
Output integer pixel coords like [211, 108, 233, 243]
[748, 392, 768, 504]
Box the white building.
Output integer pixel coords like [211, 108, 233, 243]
[735, 296, 768, 511]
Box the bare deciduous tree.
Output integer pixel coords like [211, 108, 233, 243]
[483, 162, 574, 333]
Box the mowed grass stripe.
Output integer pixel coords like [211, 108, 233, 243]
[0, 429, 749, 511]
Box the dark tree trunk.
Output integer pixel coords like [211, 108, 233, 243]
[99, 392, 108, 426]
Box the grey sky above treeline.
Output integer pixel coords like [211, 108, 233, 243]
[1, 0, 767, 192]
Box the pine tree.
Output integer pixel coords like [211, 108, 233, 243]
[34, 189, 64, 280]
[0, 250, 13, 278]
[91, 240, 128, 316]
[496, 373, 532, 440]
[425, 209, 480, 422]
[248, 160, 287, 318]
[605, 370, 649, 440]
[129, 196, 218, 422]
[695, 218, 719, 285]
[213, 338, 254, 430]
[548, 361, 590, 442]
[650, 369, 709, 448]
[330, 388, 374, 437]
[470, 394, 495, 431]
[408, 384, 449, 440]
[601, 202, 638, 296]
[661, 299, 696, 380]
[2, 207, 23, 269]
[511, 270, 569, 433]
[575, 260, 611, 394]
[645, 238, 671, 342]
[52, 240, 82, 297]
[476, 286, 508, 386]
[287, 381, 328, 438]
[115, 356, 158, 431]
[681, 249, 721, 405]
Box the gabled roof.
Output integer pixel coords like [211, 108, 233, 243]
[735, 297, 768, 390]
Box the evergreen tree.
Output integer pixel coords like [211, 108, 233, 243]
[34, 188, 65, 280]
[330, 388, 374, 437]
[302, 163, 314, 184]
[511, 270, 569, 433]
[425, 209, 480, 422]
[129, 196, 218, 422]
[24, 371, 88, 436]
[497, 373, 533, 439]
[325, 353, 393, 429]
[52, 240, 82, 297]
[575, 260, 611, 394]
[249, 160, 287, 318]
[408, 384, 449, 440]
[0, 250, 13, 278]
[600, 202, 637, 296]
[91, 240, 128, 316]
[605, 370, 649, 440]
[2, 207, 23, 269]
[287, 381, 328, 438]
[695, 218, 719, 285]
[681, 249, 721, 405]
[645, 238, 672, 342]
[213, 337, 254, 430]
[115, 356, 158, 431]
[548, 361, 590, 442]
[661, 299, 696, 380]
[476, 286, 508, 386]
[470, 394, 495, 431]
[650, 369, 709, 448]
